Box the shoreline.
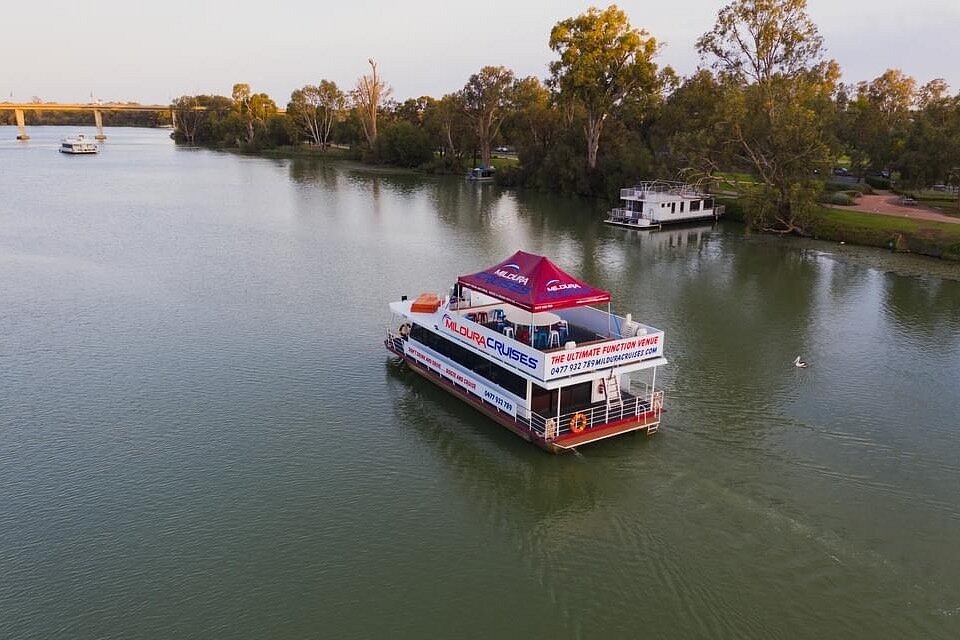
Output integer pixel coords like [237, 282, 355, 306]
[181, 140, 960, 264]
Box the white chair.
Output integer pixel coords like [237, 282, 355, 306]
[504, 327, 514, 339]
[548, 330, 560, 348]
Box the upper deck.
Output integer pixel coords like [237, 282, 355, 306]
[620, 180, 708, 202]
[390, 289, 665, 386]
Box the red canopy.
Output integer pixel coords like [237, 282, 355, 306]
[458, 251, 610, 312]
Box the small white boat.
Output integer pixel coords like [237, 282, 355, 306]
[466, 166, 495, 182]
[606, 180, 723, 229]
[59, 135, 99, 154]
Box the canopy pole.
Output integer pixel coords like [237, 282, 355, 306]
[607, 302, 612, 337]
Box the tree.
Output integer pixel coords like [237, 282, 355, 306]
[697, 0, 839, 234]
[231, 83, 277, 145]
[839, 70, 916, 179]
[548, 4, 661, 170]
[460, 66, 515, 166]
[651, 70, 731, 180]
[425, 93, 473, 163]
[288, 81, 345, 148]
[899, 80, 960, 202]
[352, 59, 391, 148]
[172, 95, 205, 145]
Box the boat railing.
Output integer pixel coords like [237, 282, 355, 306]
[608, 207, 648, 221]
[384, 327, 406, 354]
[527, 391, 662, 440]
[621, 181, 706, 200]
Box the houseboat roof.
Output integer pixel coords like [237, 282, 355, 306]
[457, 250, 610, 312]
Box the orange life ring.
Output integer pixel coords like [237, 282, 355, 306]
[570, 412, 588, 434]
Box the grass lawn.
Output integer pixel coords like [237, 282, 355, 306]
[816, 206, 960, 259]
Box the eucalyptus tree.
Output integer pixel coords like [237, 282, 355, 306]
[459, 66, 515, 166]
[899, 80, 960, 201]
[352, 59, 391, 148]
[548, 5, 661, 170]
[425, 93, 472, 162]
[289, 81, 346, 148]
[697, 0, 839, 234]
[503, 76, 557, 161]
[231, 83, 278, 145]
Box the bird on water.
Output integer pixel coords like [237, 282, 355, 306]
[794, 356, 808, 368]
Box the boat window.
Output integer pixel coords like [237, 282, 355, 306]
[680, 201, 685, 212]
[670, 202, 676, 214]
[703, 198, 714, 210]
[690, 200, 701, 212]
[409, 324, 527, 398]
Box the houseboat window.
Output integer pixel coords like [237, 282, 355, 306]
[531, 384, 557, 416]
[690, 200, 701, 212]
[680, 201, 685, 212]
[531, 381, 591, 415]
[670, 202, 676, 214]
[703, 198, 714, 210]
[409, 324, 527, 398]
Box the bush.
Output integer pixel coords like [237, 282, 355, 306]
[821, 192, 855, 206]
[375, 122, 434, 168]
[865, 176, 891, 190]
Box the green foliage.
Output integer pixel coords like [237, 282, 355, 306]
[814, 207, 960, 259]
[375, 121, 433, 167]
[820, 192, 854, 205]
[549, 4, 661, 169]
[697, 0, 839, 233]
[865, 175, 891, 190]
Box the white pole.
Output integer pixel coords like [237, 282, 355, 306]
[650, 366, 657, 407]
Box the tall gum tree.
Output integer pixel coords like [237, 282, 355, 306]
[352, 59, 391, 148]
[548, 5, 660, 170]
[697, 0, 839, 234]
[460, 66, 515, 167]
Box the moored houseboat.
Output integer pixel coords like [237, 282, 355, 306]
[466, 166, 495, 182]
[606, 180, 723, 229]
[385, 251, 666, 453]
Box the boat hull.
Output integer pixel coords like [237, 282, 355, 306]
[604, 212, 720, 229]
[387, 340, 660, 453]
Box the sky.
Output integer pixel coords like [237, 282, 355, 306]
[3, 0, 958, 105]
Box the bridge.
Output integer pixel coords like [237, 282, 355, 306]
[0, 102, 174, 140]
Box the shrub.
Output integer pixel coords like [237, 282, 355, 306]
[821, 192, 855, 206]
[865, 176, 891, 190]
[375, 122, 434, 168]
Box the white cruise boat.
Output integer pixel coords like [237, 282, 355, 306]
[606, 180, 723, 229]
[385, 251, 666, 453]
[59, 135, 99, 155]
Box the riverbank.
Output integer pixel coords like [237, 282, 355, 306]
[719, 197, 960, 261]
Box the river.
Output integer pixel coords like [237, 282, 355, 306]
[1, 127, 959, 639]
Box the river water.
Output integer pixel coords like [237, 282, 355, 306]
[2, 127, 959, 639]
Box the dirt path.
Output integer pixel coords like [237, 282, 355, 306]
[845, 192, 960, 225]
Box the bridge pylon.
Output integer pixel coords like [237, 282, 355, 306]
[15, 109, 29, 140]
[94, 109, 106, 140]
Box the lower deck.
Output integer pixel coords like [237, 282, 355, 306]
[386, 336, 662, 453]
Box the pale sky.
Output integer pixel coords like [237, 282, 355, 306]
[3, 1, 958, 104]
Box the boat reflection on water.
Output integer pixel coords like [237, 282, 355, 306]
[613, 223, 718, 251]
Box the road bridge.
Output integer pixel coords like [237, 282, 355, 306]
[0, 102, 174, 140]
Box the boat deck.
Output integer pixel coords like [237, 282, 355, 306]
[386, 335, 662, 453]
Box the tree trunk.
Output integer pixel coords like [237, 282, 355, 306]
[584, 113, 605, 170]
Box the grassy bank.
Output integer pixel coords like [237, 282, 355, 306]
[718, 197, 960, 261]
[812, 208, 960, 260]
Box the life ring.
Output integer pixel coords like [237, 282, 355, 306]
[398, 323, 411, 338]
[570, 412, 587, 434]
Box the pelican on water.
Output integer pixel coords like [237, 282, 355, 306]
[794, 356, 808, 368]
